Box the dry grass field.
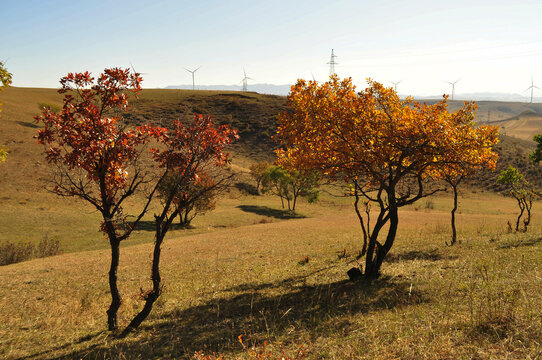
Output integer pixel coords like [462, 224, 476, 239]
[1, 192, 541, 359]
[1, 87, 542, 359]
[495, 111, 542, 141]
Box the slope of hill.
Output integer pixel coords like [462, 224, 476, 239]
[2, 87, 542, 197]
[2, 86, 542, 254]
[490, 110, 542, 141]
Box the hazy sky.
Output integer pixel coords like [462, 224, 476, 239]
[3, 0, 542, 97]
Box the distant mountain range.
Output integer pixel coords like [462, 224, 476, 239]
[418, 92, 541, 103]
[165, 84, 541, 103]
[165, 83, 292, 96]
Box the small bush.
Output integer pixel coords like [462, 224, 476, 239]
[424, 198, 435, 209]
[0, 235, 62, 266]
[37, 234, 62, 257]
[0, 241, 35, 265]
[37, 102, 61, 113]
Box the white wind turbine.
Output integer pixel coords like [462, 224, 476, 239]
[240, 68, 254, 92]
[445, 79, 460, 101]
[524, 76, 540, 103]
[390, 79, 402, 93]
[184, 66, 201, 90]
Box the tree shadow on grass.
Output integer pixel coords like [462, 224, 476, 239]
[497, 237, 542, 249]
[237, 205, 306, 219]
[17, 121, 40, 129]
[384, 249, 456, 263]
[131, 220, 192, 232]
[45, 274, 427, 359]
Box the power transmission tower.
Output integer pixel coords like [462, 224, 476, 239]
[327, 49, 338, 76]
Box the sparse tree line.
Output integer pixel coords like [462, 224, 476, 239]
[1, 61, 542, 336]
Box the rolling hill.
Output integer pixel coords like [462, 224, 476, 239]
[2, 87, 542, 198]
[1, 87, 542, 359]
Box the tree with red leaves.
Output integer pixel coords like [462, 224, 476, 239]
[36, 68, 153, 330]
[123, 115, 238, 334]
[36, 68, 238, 333]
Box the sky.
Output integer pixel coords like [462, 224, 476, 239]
[2, 0, 542, 97]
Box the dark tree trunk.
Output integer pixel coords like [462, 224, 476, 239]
[122, 220, 165, 335]
[353, 189, 368, 256]
[515, 197, 525, 232]
[450, 183, 458, 246]
[106, 238, 121, 331]
[364, 206, 398, 278]
[522, 198, 532, 232]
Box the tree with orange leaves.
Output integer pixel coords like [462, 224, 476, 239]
[438, 116, 499, 245]
[276, 76, 498, 278]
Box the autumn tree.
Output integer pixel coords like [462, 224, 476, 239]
[261, 165, 319, 211]
[36, 69, 238, 334]
[123, 114, 237, 334]
[35, 68, 156, 331]
[0, 61, 12, 163]
[249, 160, 270, 194]
[276, 76, 499, 278]
[438, 113, 499, 245]
[530, 134, 542, 164]
[497, 166, 537, 232]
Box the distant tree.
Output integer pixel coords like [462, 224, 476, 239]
[0, 146, 7, 163]
[0, 60, 11, 92]
[497, 166, 537, 232]
[439, 114, 499, 245]
[261, 165, 319, 211]
[249, 160, 270, 194]
[157, 170, 221, 228]
[529, 134, 542, 164]
[0, 61, 12, 163]
[276, 76, 499, 278]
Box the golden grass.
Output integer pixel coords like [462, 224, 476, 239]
[1, 192, 541, 359]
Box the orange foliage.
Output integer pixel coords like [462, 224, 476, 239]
[276, 76, 499, 277]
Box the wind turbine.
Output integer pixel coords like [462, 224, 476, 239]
[240, 68, 254, 92]
[184, 66, 201, 90]
[445, 79, 460, 101]
[128, 61, 149, 77]
[390, 79, 402, 93]
[524, 76, 539, 103]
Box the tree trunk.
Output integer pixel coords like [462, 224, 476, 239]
[106, 239, 121, 331]
[122, 221, 164, 335]
[450, 183, 458, 246]
[515, 197, 525, 232]
[373, 207, 398, 273]
[364, 206, 398, 278]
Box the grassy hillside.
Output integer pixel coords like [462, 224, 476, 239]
[2, 87, 542, 359]
[2, 87, 542, 254]
[491, 110, 542, 141]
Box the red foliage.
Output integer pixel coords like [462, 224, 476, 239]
[35, 68, 150, 200]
